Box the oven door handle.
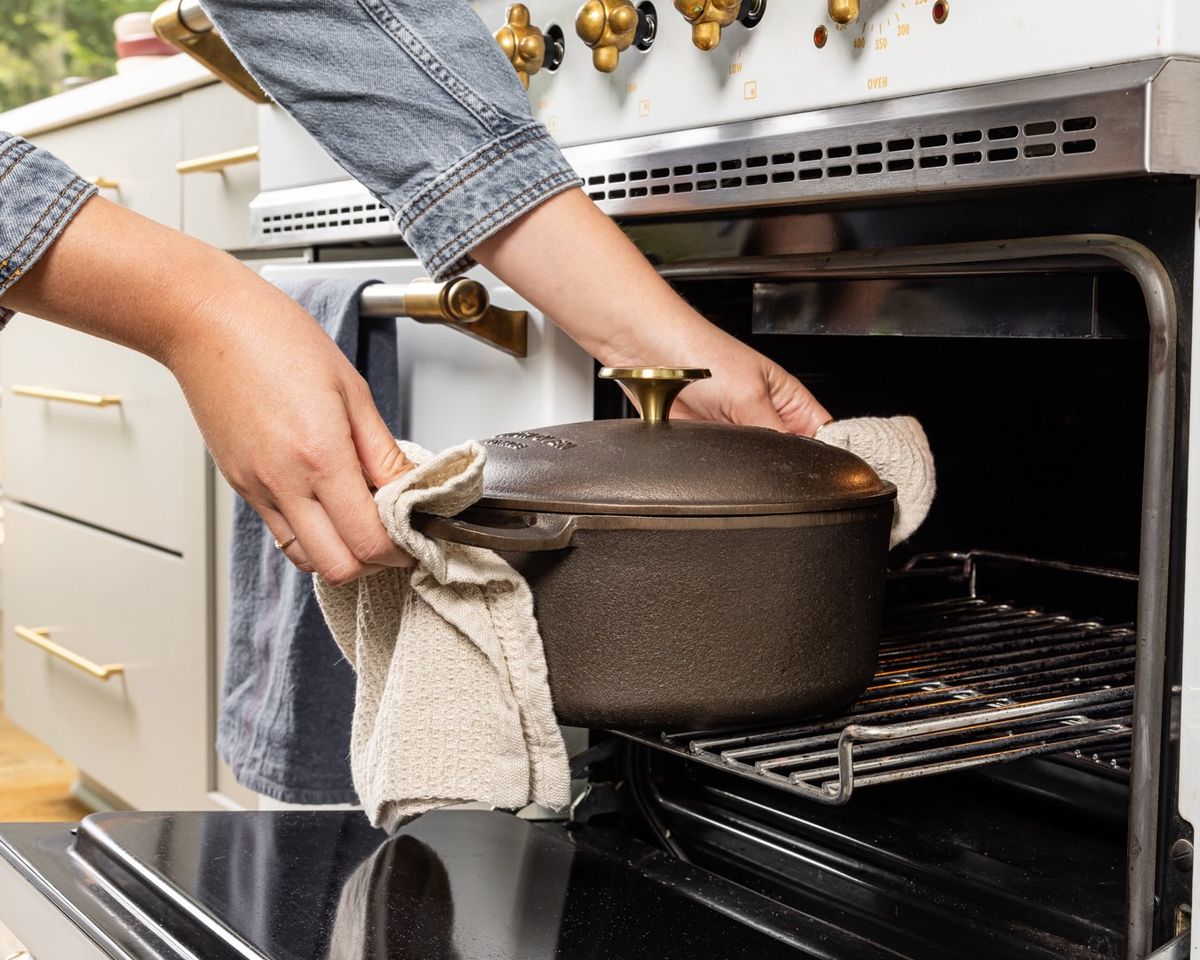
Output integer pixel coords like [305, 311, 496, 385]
[414, 511, 577, 552]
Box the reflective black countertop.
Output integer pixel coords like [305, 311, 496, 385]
[0, 810, 885, 959]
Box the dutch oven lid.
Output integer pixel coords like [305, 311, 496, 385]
[477, 367, 896, 517]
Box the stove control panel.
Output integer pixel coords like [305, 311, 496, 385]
[470, 0, 1200, 146]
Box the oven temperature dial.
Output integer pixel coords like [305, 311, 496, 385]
[673, 0, 740, 51]
[829, 0, 860, 24]
[495, 3, 546, 88]
[575, 0, 639, 72]
[821, 1, 940, 57]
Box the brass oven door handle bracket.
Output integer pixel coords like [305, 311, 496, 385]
[14, 626, 125, 681]
[442, 304, 528, 359]
[152, 0, 271, 104]
[359, 278, 528, 358]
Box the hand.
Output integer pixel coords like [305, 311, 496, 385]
[168, 300, 417, 584]
[3, 197, 415, 584]
[637, 326, 831, 436]
[472, 189, 831, 436]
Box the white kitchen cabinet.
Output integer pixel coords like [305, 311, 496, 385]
[1, 315, 205, 554]
[180, 84, 261, 250]
[32, 96, 182, 229]
[2, 503, 209, 810]
[0, 72, 266, 812]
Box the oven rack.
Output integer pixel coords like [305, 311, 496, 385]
[623, 555, 1136, 805]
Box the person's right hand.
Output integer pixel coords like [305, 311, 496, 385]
[2, 197, 414, 585]
[167, 294, 416, 585]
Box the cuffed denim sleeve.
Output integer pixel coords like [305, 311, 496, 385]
[200, 0, 583, 280]
[0, 132, 97, 326]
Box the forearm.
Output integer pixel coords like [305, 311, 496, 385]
[471, 188, 719, 365]
[3, 195, 414, 584]
[1, 195, 296, 365]
[473, 188, 831, 435]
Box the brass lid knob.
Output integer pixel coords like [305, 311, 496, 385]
[599, 366, 712, 422]
[575, 0, 639, 73]
[673, 0, 740, 51]
[828, 0, 860, 25]
[495, 3, 546, 89]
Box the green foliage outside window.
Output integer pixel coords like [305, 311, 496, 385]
[0, 0, 155, 111]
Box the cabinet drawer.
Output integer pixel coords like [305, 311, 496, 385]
[180, 85, 260, 250]
[1, 315, 206, 554]
[1, 502, 209, 810]
[31, 97, 182, 229]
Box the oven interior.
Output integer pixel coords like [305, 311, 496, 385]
[577, 182, 1192, 959]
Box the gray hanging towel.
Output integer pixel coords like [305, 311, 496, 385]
[218, 278, 399, 804]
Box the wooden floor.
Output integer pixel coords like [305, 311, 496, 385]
[0, 713, 90, 822]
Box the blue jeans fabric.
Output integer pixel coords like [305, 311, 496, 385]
[200, 0, 582, 279]
[0, 132, 96, 325]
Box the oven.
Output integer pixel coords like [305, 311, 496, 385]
[3, 2, 1200, 958]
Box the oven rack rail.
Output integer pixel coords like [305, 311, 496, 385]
[623, 560, 1135, 805]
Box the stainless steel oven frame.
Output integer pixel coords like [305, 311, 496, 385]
[636, 234, 1179, 958]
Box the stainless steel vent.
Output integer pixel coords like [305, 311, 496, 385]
[560, 57, 1200, 220]
[258, 199, 392, 236]
[578, 113, 1100, 206]
[250, 180, 403, 247]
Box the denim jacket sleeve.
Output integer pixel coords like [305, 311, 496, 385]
[199, 0, 582, 281]
[0, 132, 97, 326]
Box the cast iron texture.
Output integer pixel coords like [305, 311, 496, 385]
[478, 419, 893, 516]
[503, 507, 892, 729]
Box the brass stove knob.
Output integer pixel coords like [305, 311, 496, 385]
[495, 3, 546, 89]
[828, 0, 860, 25]
[575, 0, 639, 73]
[673, 0, 740, 51]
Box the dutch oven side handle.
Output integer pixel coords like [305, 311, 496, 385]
[413, 512, 577, 552]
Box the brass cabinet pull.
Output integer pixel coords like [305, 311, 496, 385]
[12, 385, 122, 407]
[176, 146, 260, 175]
[14, 626, 125, 681]
[88, 176, 119, 189]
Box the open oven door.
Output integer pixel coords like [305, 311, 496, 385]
[0, 808, 897, 960]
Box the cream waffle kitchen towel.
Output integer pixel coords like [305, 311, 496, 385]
[314, 440, 570, 832]
[816, 416, 936, 548]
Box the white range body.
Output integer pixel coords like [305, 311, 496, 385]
[262, 0, 1200, 195]
[488, 0, 1200, 145]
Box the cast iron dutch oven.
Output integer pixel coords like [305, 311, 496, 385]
[417, 367, 897, 729]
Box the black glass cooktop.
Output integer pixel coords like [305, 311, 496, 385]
[0, 810, 888, 959]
